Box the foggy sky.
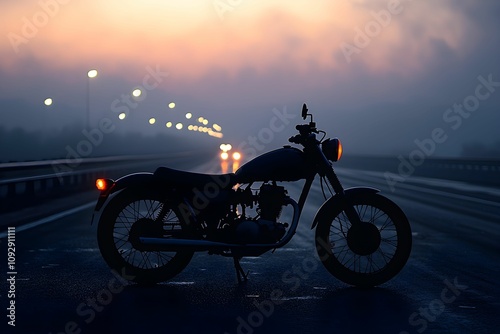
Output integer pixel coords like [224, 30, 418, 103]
[1, 0, 499, 160]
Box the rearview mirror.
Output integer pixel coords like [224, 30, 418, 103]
[301, 103, 308, 120]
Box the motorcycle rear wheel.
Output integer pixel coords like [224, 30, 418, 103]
[97, 188, 194, 285]
[315, 192, 411, 287]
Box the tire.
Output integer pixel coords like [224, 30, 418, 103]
[315, 193, 412, 287]
[97, 188, 194, 285]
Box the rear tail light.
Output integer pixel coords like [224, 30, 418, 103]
[96, 178, 113, 191]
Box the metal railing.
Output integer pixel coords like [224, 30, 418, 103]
[2, 154, 499, 213]
[0, 152, 202, 212]
[339, 155, 500, 187]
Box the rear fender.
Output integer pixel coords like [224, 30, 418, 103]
[311, 187, 379, 229]
[94, 172, 155, 212]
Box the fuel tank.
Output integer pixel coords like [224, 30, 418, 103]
[235, 146, 311, 183]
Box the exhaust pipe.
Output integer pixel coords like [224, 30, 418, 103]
[138, 237, 245, 251]
[139, 198, 300, 252]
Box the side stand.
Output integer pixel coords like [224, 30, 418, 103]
[233, 257, 249, 283]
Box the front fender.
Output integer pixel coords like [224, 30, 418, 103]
[311, 187, 379, 229]
[94, 172, 155, 212]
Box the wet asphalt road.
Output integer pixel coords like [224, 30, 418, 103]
[1, 159, 499, 334]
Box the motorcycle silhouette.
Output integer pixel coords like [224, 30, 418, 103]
[93, 104, 412, 287]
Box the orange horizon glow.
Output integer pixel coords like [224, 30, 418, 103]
[0, 0, 477, 81]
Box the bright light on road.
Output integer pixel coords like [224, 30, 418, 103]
[149, 118, 156, 124]
[44, 98, 53, 106]
[185, 112, 192, 119]
[169, 102, 176, 109]
[176, 123, 183, 130]
[232, 152, 241, 161]
[166, 122, 172, 128]
[118, 113, 126, 120]
[132, 89, 142, 97]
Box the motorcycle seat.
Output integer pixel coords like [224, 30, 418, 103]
[153, 167, 236, 189]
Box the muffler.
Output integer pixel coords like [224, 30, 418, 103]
[139, 198, 300, 252]
[138, 237, 245, 251]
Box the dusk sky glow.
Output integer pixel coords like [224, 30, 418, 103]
[1, 0, 499, 160]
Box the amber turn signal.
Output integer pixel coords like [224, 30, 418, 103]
[96, 178, 111, 191]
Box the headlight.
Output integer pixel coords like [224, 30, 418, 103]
[321, 138, 342, 162]
[232, 151, 241, 161]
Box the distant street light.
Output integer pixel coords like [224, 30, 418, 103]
[86, 69, 98, 128]
[169, 102, 176, 109]
[87, 69, 98, 79]
[44, 98, 53, 106]
[132, 89, 142, 98]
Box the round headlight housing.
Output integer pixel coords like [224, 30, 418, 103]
[321, 138, 342, 162]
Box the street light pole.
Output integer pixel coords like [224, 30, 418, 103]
[86, 69, 98, 129]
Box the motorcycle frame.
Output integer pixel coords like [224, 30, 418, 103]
[93, 125, 375, 257]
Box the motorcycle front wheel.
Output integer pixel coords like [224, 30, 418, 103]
[97, 188, 194, 285]
[315, 192, 412, 287]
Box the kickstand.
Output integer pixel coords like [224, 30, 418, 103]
[233, 257, 249, 283]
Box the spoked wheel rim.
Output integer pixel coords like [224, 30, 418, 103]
[329, 203, 399, 275]
[112, 199, 183, 270]
[98, 189, 194, 284]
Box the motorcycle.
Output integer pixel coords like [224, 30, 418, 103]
[92, 104, 412, 287]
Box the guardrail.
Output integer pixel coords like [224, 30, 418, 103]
[339, 155, 500, 187]
[1, 154, 499, 213]
[0, 152, 205, 213]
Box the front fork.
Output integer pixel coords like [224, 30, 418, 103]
[325, 168, 362, 225]
[312, 142, 362, 226]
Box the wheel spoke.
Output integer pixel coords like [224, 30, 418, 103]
[114, 238, 130, 250]
[108, 198, 188, 270]
[328, 200, 403, 275]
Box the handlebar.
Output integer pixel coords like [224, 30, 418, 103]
[288, 135, 303, 144]
[289, 122, 319, 145]
[295, 124, 309, 133]
[288, 105, 323, 146]
[296, 123, 317, 133]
